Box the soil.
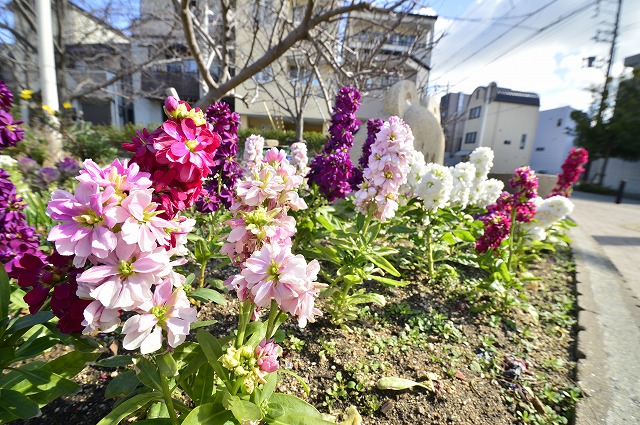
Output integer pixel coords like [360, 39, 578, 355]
[15, 245, 580, 425]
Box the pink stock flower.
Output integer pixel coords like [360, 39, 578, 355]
[255, 339, 281, 374]
[121, 282, 197, 354]
[153, 117, 221, 183]
[114, 190, 173, 251]
[47, 182, 119, 266]
[226, 243, 323, 327]
[77, 159, 152, 197]
[77, 242, 169, 309]
[82, 300, 121, 333]
[235, 167, 285, 207]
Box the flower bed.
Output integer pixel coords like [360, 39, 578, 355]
[0, 82, 587, 425]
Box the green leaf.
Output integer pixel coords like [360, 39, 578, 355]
[497, 261, 512, 282]
[190, 288, 227, 305]
[230, 399, 262, 422]
[133, 419, 173, 425]
[7, 311, 54, 334]
[4, 367, 80, 406]
[347, 292, 386, 307]
[453, 229, 476, 242]
[14, 336, 58, 362]
[105, 370, 140, 399]
[156, 353, 178, 377]
[0, 388, 40, 421]
[264, 394, 334, 425]
[190, 319, 218, 330]
[134, 357, 162, 392]
[42, 351, 99, 379]
[0, 267, 10, 320]
[441, 232, 457, 245]
[97, 355, 134, 368]
[278, 369, 309, 395]
[96, 393, 162, 425]
[181, 403, 234, 425]
[365, 254, 400, 277]
[256, 370, 278, 405]
[370, 275, 410, 287]
[196, 330, 230, 384]
[315, 215, 336, 232]
[191, 362, 216, 405]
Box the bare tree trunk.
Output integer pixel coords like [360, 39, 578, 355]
[295, 111, 304, 143]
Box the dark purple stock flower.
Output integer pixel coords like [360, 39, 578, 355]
[0, 110, 24, 149]
[0, 81, 14, 112]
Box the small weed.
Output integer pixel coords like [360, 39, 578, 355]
[285, 334, 305, 351]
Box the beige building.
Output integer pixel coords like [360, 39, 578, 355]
[457, 82, 540, 174]
[344, 9, 437, 122]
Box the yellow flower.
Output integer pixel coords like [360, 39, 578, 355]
[20, 89, 33, 100]
[42, 104, 55, 115]
[62, 101, 72, 109]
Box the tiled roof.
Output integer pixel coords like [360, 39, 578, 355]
[494, 87, 540, 106]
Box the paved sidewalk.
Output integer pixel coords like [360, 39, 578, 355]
[569, 192, 640, 425]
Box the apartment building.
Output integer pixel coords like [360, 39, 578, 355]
[529, 106, 576, 175]
[447, 82, 540, 173]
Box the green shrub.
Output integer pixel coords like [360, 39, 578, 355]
[237, 128, 327, 156]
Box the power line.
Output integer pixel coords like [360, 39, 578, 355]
[435, 0, 560, 77]
[431, 0, 598, 93]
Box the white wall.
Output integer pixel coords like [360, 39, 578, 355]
[530, 106, 575, 174]
[134, 98, 164, 126]
[590, 158, 640, 197]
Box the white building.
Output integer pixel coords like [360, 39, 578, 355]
[529, 106, 577, 175]
[455, 82, 540, 173]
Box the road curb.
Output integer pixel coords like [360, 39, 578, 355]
[570, 224, 640, 425]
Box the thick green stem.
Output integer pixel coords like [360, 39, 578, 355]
[198, 261, 207, 288]
[265, 300, 282, 341]
[159, 370, 180, 425]
[235, 301, 252, 349]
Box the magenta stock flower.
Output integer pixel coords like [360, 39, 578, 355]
[122, 282, 197, 354]
[153, 118, 221, 183]
[0, 109, 24, 149]
[476, 210, 512, 253]
[550, 147, 588, 198]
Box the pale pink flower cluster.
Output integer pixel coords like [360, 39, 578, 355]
[222, 148, 306, 264]
[289, 142, 309, 177]
[223, 148, 323, 328]
[47, 159, 196, 354]
[354, 116, 415, 221]
[243, 134, 265, 172]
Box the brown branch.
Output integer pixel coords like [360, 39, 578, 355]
[196, 1, 371, 106]
[177, 0, 219, 92]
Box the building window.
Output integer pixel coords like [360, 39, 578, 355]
[469, 106, 481, 119]
[520, 134, 527, 149]
[535, 147, 545, 151]
[254, 65, 273, 84]
[504, 140, 511, 145]
[464, 132, 477, 144]
[557, 119, 562, 127]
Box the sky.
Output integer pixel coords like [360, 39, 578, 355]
[423, 0, 640, 112]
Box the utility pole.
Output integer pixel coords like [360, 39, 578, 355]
[36, 0, 63, 161]
[593, 0, 622, 185]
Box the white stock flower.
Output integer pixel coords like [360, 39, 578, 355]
[0, 155, 18, 168]
[469, 147, 494, 182]
[244, 134, 265, 172]
[473, 178, 504, 208]
[449, 162, 475, 208]
[533, 195, 574, 227]
[403, 150, 426, 197]
[416, 163, 453, 211]
[289, 142, 309, 176]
